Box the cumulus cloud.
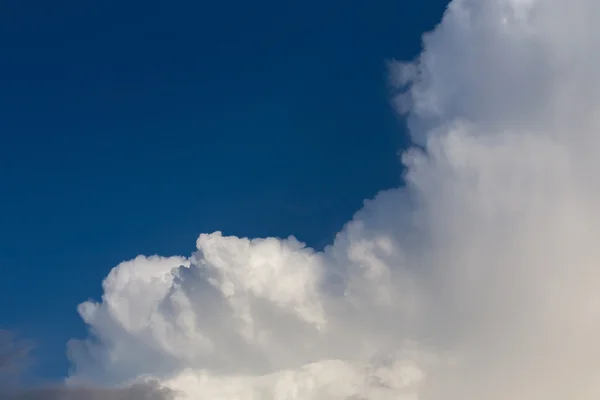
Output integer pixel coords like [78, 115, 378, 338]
[67, 0, 600, 398]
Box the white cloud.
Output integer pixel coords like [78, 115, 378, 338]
[67, 0, 600, 398]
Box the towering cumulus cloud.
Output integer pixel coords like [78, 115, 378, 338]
[68, 0, 600, 398]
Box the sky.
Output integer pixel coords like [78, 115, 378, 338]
[0, 0, 448, 383]
[4, 0, 600, 399]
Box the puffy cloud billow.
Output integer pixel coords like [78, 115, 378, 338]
[66, 0, 600, 398]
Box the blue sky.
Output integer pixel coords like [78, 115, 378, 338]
[0, 0, 448, 381]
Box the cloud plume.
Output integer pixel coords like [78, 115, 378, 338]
[67, 0, 600, 398]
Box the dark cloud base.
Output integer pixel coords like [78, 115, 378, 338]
[1, 330, 175, 400]
[2, 382, 174, 400]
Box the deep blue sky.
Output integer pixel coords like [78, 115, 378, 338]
[0, 0, 448, 381]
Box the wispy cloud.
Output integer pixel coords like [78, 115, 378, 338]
[0, 330, 32, 380]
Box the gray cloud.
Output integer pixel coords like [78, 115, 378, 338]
[3, 382, 174, 400]
[0, 330, 31, 375]
[0, 330, 175, 400]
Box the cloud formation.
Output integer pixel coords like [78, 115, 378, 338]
[0, 330, 32, 381]
[3, 383, 174, 400]
[67, 0, 600, 398]
[0, 330, 174, 400]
